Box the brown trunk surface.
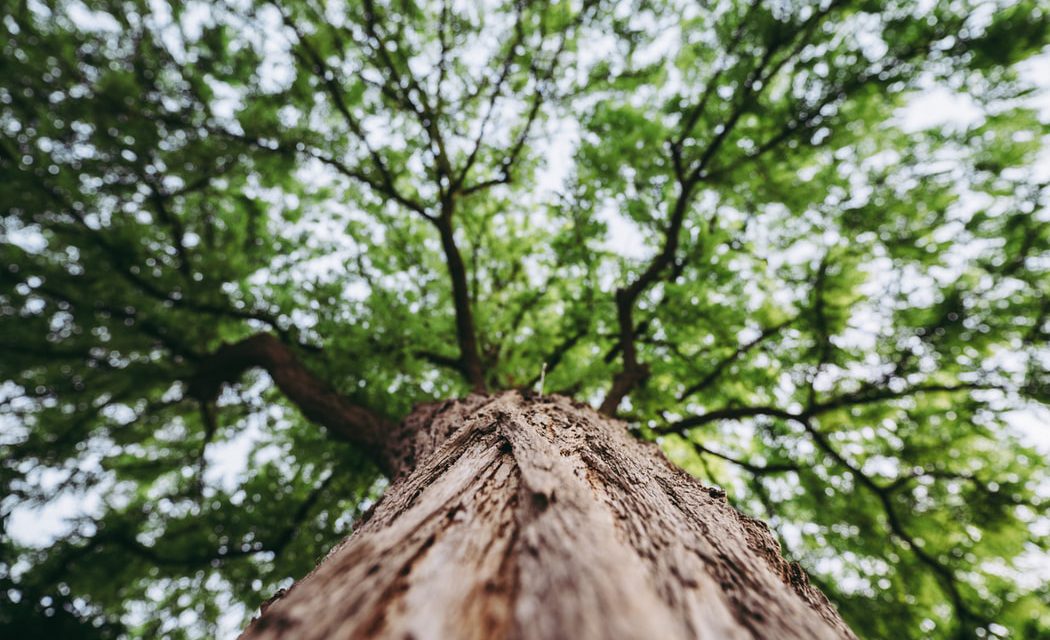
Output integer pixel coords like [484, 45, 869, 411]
[241, 391, 856, 639]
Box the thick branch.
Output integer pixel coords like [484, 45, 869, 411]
[185, 334, 398, 474]
[435, 218, 487, 392]
[599, 188, 693, 415]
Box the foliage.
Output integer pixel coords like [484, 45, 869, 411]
[1, 0, 1049, 637]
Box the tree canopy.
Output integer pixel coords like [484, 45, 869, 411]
[2, 0, 1049, 637]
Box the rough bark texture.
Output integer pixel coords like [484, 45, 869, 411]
[241, 391, 856, 640]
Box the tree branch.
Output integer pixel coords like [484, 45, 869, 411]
[600, 2, 852, 414]
[598, 189, 693, 415]
[684, 439, 800, 475]
[677, 317, 795, 402]
[184, 334, 398, 474]
[434, 217, 487, 392]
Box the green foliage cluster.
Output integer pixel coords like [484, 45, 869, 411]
[1, 0, 1049, 637]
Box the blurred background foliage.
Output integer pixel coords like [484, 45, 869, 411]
[1, 0, 1049, 637]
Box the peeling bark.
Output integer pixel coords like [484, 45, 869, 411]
[241, 392, 855, 640]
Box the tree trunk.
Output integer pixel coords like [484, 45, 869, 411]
[240, 392, 856, 639]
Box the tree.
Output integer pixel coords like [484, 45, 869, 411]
[1, 0, 1048, 637]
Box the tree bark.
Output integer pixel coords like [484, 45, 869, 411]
[240, 391, 855, 640]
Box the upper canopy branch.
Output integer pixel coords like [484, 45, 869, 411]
[600, 0, 855, 415]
